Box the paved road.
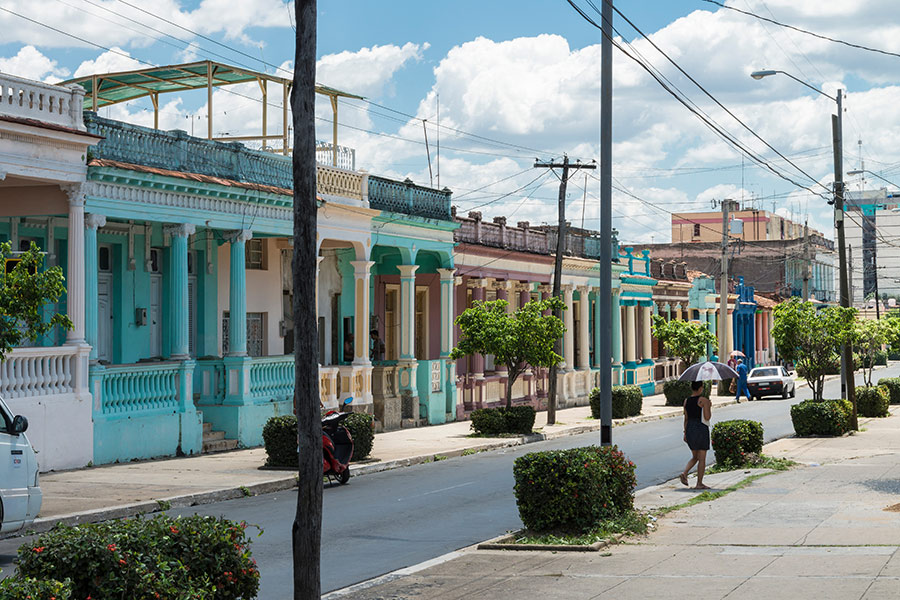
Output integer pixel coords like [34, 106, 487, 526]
[1, 366, 895, 598]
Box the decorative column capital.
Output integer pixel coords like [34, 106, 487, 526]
[467, 277, 489, 290]
[437, 268, 456, 281]
[350, 260, 375, 276]
[225, 229, 253, 244]
[61, 183, 85, 206]
[165, 223, 196, 238]
[536, 284, 552, 294]
[85, 213, 106, 230]
[576, 284, 591, 294]
[397, 264, 419, 278]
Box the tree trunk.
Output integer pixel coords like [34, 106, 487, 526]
[505, 370, 517, 410]
[291, 1, 322, 598]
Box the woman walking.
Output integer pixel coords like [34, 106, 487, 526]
[680, 380, 711, 489]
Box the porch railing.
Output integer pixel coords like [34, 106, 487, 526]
[250, 355, 295, 400]
[368, 175, 452, 221]
[98, 362, 180, 415]
[0, 346, 78, 399]
[194, 359, 225, 405]
[316, 164, 365, 202]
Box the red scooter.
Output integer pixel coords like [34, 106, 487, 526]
[322, 410, 354, 484]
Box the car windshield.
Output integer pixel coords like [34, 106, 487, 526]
[750, 368, 779, 378]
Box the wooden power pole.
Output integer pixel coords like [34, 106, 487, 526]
[534, 156, 596, 425]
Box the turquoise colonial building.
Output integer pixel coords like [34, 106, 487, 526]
[616, 248, 657, 395]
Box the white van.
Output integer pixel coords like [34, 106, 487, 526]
[0, 396, 41, 534]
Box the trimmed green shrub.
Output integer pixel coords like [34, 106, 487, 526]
[344, 412, 375, 460]
[513, 445, 636, 533]
[503, 406, 537, 434]
[877, 377, 900, 404]
[589, 385, 643, 419]
[262, 414, 297, 467]
[0, 578, 72, 600]
[711, 420, 764, 467]
[855, 385, 890, 418]
[470, 406, 536, 435]
[790, 399, 852, 437]
[16, 514, 258, 600]
[663, 380, 711, 407]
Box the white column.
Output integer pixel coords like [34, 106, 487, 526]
[642, 304, 652, 363]
[674, 303, 682, 321]
[625, 304, 636, 364]
[437, 268, 456, 358]
[225, 229, 252, 357]
[397, 265, 419, 361]
[768, 310, 775, 362]
[84, 213, 106, 361]
[167, 223, 196, 360]
[350, 260, 375, 366]
[62, 184, 86, 344]
[577, 285, 590, 370]
[726, 309, 735, 356]
[563, 284, 575, 371]
[611, 291, 622, 365]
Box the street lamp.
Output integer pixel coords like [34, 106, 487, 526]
[847, 169, 900, 191]
[751, 69, 858, 429]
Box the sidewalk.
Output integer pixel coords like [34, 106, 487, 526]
[330, 408, 900, 600]
[23, 388, 737, 534]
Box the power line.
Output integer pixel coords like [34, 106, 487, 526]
[702, 0, 900, 60]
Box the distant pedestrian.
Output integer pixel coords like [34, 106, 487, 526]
[680, 380, 711, 490]
[735, 358, 751, 402]
[370, 328, 385, 362]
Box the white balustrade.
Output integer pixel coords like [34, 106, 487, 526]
[0, 346, 78, 399]
[0, 73, 85, 130]
[316, 164, 364, 201]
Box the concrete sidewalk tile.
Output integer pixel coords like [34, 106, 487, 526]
[875, 550, 900, 576]
[558, 545, 684, 577]
[475, 573, 626, 600]
[593, 574, 742, 599]
[758, 552, 891, 578]
[801, 526, 900, 547]
[861, 578, 900, 599]
[697, 526, 815, 546]
[724, 576, 872, 600]
[640, 545, 776, 578]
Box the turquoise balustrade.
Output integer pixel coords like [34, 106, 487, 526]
[250, 355, 295, 401]
[84, 113, 293, 189]
[99, 362, 180, 415]
[194, 358, 226, 405]
[368, 176, 452, 221]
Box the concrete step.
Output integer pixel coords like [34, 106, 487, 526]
[202, 438, 239, 454]
[202, 422, 212, 434]
[203, 429, 225, 443]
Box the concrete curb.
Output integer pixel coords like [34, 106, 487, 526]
[6, 396, 738, 540]
[475, 530, 622, 552]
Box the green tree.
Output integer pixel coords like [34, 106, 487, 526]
[651, 315, 717, 366]
[853, 317, 896, 387]
[451, 297, 565, 409]
[772, 298, 856, 400]
[0, 241, 71, 357]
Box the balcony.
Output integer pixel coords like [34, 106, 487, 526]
[0, 73, 85, 131]
[368, 176, 452, 221]
[454, 213, 550, 255]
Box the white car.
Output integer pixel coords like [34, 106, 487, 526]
[0, 396, 41, 534]
[747, 366, 796, 400]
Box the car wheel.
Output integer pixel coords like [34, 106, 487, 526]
[790, 384, 795, 398]
[782, 388, 789, 399]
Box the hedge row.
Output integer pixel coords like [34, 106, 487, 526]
[513, 445, 636, 533]
[855, 385, 890, 418]
[589, 385, 643, 420]
[711, 420, 763, 467]
[12, 514, 258, 600]
[877, 377, 900, 404]
[790, 399, 852, 437]
[470, 406, 536, 435]
[663, 380, 711, 407]
[262, 412, 375, 467]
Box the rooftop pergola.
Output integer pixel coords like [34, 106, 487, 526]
[63, 60, 362, 161]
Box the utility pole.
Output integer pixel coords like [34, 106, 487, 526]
[832, 89, 858, 430]
[535, 155, 596, 426]
[719, 199, 730, 365]
[802, 221, 810, 301]
[598, 0, 613, 446]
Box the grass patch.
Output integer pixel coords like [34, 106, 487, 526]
[706, 454, 797, 474]
[467, 432, 524, 439]
[655, 472, 775, 517]
[461, 447, 485, 456]
[511, 510, 650, 546]
[433, 454, 448, 461]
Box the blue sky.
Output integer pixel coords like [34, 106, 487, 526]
[1, 0, 898, 243]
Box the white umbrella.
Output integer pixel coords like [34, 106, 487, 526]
[679, 361, 739, 382]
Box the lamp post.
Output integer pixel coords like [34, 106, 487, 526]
[751, 69, 858, 429]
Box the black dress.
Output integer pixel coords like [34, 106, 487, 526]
[684, 394, 710, 451]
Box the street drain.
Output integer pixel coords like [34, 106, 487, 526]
[883, 503, 900, 512]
